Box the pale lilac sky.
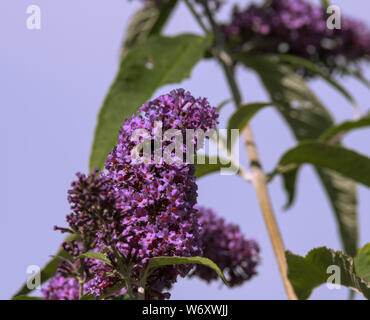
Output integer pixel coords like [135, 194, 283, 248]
[0, 0, 369, 299]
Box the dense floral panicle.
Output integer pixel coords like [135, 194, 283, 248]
[50, 89, 218, 299]
[192, 207, 260, 286]
[105, 88, 218, 171]
[222, 0, 370, 74]
[101, 89, 218, 297]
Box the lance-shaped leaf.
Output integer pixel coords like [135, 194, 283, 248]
[319, 116, 370, 142]
[286, 246, 370, 300]
[216, 98, 232, 112]
[121, 0, 178, 57]
[241, 55, 358, 257]
[143, 256, 228, 287]
[315, 168, 358, 256]
[75, 252, 112, 267]
[89, 34, 213, 171]
[278, 141, 370, 187]
[264, 54, 358, 115]
[227, 102, 276, 132]
[316, 167, 357, 258]
[12, 234, 80, 299]
[240, 55, 334, 141]
[195, 155, 236, 179]
[276, 162, 359, 256]
[281, 166, 301, 210]
[227, 102, 282, 152]
[352, 70, 370, 89]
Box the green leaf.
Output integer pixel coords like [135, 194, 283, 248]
[338, 66, 370, 89]
[75, 252, 112, 266]
[354, 244, 370, 282]
[13, 295, 44, 300]
[315, 168, 358, 256]
[227, 102, 280, 152]
[143, 256, 228, 286]
[216, 98, 232, 112]
[12, 234, 79, 299]
[278, 141, 370, 188]
[286, 247, 370, 300]
[319, 116, 370, 142]
[281, 167, 300, 209]
[268, 54, 358, 114]
[227, 102, 276, 132]
[89, 34, 213, 171]
[352, 71, 370, 89]
[80, 293, 96, 300]
[194, 155, 236, 179]
[242, 55, 358, 257]
[240, 55, 334, 141]
[121, 0, 178, 57]
[321, 0, 331, 7]
[315, 168, 358, 257]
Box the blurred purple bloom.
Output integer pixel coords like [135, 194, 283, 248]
[192, 207, 260, 287]
[222, 0, 370, 74]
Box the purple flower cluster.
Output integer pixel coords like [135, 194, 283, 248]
[42, 89, 260, 300]
[222, 0, 370, 74]
[42, 275, 81, 300]
[42, 265, 125, 300]
[63, 170, 118, 246]
[102, 89, 218, 296]
[192, 207, 260, 287]
[43, 89, 219, 300]
[42, 237, 124, 299]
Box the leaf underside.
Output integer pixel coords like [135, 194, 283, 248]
[121, 0, 178, 57]
[144, 256, 228, 286]
[242, 55, 358, 257]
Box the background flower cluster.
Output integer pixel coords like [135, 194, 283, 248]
[222, 0, 370, 74]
